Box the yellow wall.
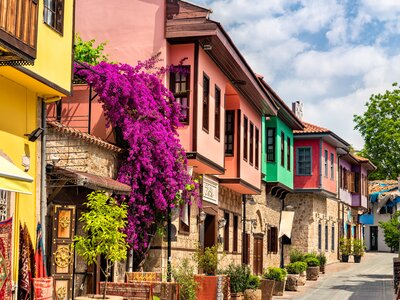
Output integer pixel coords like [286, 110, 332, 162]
[24, 0, 74, 93]
[0, 75, 38, 281]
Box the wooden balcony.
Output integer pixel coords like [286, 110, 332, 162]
[0, 0, 38, 66]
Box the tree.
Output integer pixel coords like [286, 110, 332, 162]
[74, 33, 109, 65]
[378, 210, 400, 251]
[354, 82, 400, 179]
[74, 191, 128, 299]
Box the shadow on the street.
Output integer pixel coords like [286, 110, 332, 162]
[328, 279, 394, 300]
[358, 274, 392, 279]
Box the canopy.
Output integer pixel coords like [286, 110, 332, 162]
[279, 211, 295, 239]
[0, 155, 33, 194]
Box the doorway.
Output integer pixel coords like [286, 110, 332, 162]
[370, 226, 378, 251]
[204, 214, 216, 249]
[253, 234, 263, 275]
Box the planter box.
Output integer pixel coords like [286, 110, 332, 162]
[260, 279, 274, 300]
[231, 292, 243, 300]
[243, 289, 261, 300]
[195, 274, 228, 300]
[272, 280, 285, 296]
[285, 274, 299, 291]
[75, 296, 123, 300]
[306, 267, 319, 281]
[341, 255, 349, 262]
[297, 272, 306, 286]
[354, 255, 362, 263]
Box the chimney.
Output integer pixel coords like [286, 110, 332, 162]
[292, 101, 303, 121]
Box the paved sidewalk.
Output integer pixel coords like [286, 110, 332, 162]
[274, 252, 397, 300]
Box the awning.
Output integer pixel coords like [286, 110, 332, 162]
[359, 214, 374, 225]
[49, 167, 131, 195]
[279, 211, 295, 239]
[0, 155, 33, 194]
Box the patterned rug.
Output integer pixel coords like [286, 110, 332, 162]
[0, 217, 13, 300]
[18, 223, 34, 300]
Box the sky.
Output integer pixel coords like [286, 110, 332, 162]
[191, 0, 400, 150]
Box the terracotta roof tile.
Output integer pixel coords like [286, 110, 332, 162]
[293, 122, 330, 134]
[47, 121, 123, 153]
[369, 180, 398, 194]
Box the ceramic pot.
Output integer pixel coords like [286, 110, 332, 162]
[306, 267, 319, 281]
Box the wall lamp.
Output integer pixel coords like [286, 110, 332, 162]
[198, 210, 207, 224]
[25, 127, 44, 142]
[218, 218, 227, 229]
[203, 44, 212, 51]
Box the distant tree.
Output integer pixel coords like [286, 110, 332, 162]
[353, 82, 400, 179]
[379, 211, 400, 251]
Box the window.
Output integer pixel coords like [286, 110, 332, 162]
[224, 212, 230, 252]
[287, 137, 291, 171]
[348, 172, 355, 192]
[233, 215, 238, 252]
[324, 150, 328, 177]
[179, 204, 190, 234]
[214, 86, 221, 140]
[250, 122, 254, 165]
[267, 226, 278, 253]
[325, 224, 329, 251]
[202, 74, 209, 132]
[281, 132, 285, 167]
[0, 190, 10, 221]
[330, 153, 334, 180]
[266, 128, 275, 162]
[255, 127, 259, 169]
[225, 111, 235, 155]
[318, 223, 322, 250]
[296, 147, 312, 175]
[331, 225, 335, 251]
[170, 66, 190, 123]
[244, 116, 248, 161]
[343, 168, 348, 189]
[44, 0, 64, 34]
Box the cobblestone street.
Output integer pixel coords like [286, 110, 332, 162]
[275, 252, 396, 300]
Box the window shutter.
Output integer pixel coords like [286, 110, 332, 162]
[267, 227, 271, 253]
[271, 227, 278, 253]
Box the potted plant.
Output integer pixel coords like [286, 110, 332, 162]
[74, 191, 128, 300]
[352, 239, 365, 263]
[172, 258, 198, 300]
[339, 238, 352, 262]
[304, 257, 320, 281]
[317, 253, 327, 274]
[221, 263, 249, 299]
[285, 261, 307, 290]
[243, 274, 261, 300]
[194, 245, 226, 300]
[289, 248, 305, 263]
[263, 267, 287, 296]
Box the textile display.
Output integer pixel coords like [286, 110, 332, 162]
[32, 277, 53, 300]
[0, 217, 13, 300]
[18, 223, 35, 300]
[34, 223, 47, 278]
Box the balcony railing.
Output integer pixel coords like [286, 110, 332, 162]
[0, 0, 38, 66]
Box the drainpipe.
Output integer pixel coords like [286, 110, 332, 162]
[280, 198, 285, 268]
[242, 194, 246, 265]
[40, 99, 47, 267]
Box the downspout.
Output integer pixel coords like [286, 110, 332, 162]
[40, 99, 47, 268]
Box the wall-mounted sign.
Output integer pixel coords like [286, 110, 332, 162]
[202, 175, 219, 205]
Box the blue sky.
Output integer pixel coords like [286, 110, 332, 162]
[191, 0, 400, 149]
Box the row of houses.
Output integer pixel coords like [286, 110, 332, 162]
[0, 0, 376, 299]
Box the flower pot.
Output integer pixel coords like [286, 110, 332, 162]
[272, 280, 286, 296]
[231, 292, 243, 300]
[260, 279, 275, 300]
[297, 272, 306, 286]
[75, 296, 124, 300]
[341, 254, 349, 262]
[243, 289, 261, 300]
[354, 255, 362, 263]
[319, 264, 326, 274]
[306, 267, 319, 281]
[285, 274, 299, 291]
[195, 274, 226, 300]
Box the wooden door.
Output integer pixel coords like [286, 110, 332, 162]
[51, 205, 76, 300]
[253, 235, 263, 275]
[204, 214, 216, 249]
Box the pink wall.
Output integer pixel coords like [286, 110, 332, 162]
[321, 141, 337, 194]
[294, 139, 320, 189]
[196, 47, 227, 169]
[75, 0, 167, 67]
[168, 44, 195, 152]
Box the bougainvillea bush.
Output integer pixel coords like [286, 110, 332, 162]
[75, 57, 198, 266]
